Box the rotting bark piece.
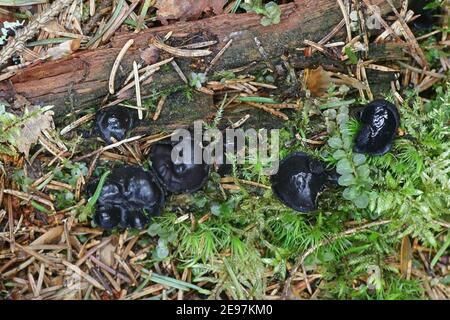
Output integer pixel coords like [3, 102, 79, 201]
[0, 0, 401, 131]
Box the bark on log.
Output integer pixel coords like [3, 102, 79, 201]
[0, 0, 401, 132]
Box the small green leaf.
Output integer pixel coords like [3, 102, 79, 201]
[156, 244, 169, 259]
[332, 149, 347, 160]
[336, 158, 353, 175]
[337, 113, 349, 125]
[328, 136, 343, 149]
[342, 135, 352, 150]
[345, 47, 358, 65]
[148, 223, 162, 237]
[211, 203, 221, 216]
[356, 164, 370, 178]
[340, 105, 349, 114]
[354, 193, 370, 209]
[338, 174, 356, 186]
[260, 16, 272, 26]
[240, 3, 252, 11]
[353, 154, 366, 166]
[323, 109, 337, 120]
[343, 186, 359, 200]
[264, 2, 281, 24]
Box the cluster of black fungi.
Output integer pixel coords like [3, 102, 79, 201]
[91, 99, 400, 229]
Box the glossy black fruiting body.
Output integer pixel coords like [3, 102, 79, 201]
[150, 137, 210, 194]
[95, 106, 137, 144]
[353, 99, 400, 156]
[271, 152, 329, 213]
[409, 0, 440, 31]
[93, 166, 164, 229]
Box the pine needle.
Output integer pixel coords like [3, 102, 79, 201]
[0, 0, 75, 66]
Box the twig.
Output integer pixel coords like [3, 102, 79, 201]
[64, 222, 73, 262]
[336, 0, 351, 42]
[171, 60, 188, 84]
[397, 61, 445, 79]
[59, 113, 94, 136]
[126, 284, 164, 300]
[1, 257, 35, 278]
[301, 264, 312, 295]
[316, 19, 345, 50]
[4, 189, 55, 210]
[109, 39, 134, 94]
[153, 95, 166, 121]
[220, 177, 270, 190]
[36, 263, 45, 297]
[14, 242, 59, 267]
[62, 260, 105, 290]
[7, 195, 15, 253]
[362, 0, 403, 43]
[151, 38, 211, 57]
[229, 114, 250, 129]
[116, 57, 173, 97]
[75, 237, 112, 267]
[89, 256, 132, 284]
[205, 39, 233, 75]
[90, 266, 113, 295]
[133, 61, 143, 120]
[385, 0, 428, 68]
[180, 40, 218, 49]
[435, 220, 450, 229]
[28, 272, 39, 298]
[73, 135, 143, 161]
[83, 0, 113, 34]
[244, 102, 289, 120]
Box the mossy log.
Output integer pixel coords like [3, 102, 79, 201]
[0, 0, 402, 132]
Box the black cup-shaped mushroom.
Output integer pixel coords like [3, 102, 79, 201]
[95, 106, 137, 143]
[150, 137, 210, 194]
[93, 166, 164, 229]
[271, 152, 329, 213]
[409, 0, 440, 31]
[353, 99, 400, 156]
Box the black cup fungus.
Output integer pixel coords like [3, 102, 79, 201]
[150, 137, 210, 194]
[271, 152, 329, 213]
[93, 166, 164, 229]
[95, 105, 138, 144]
[409, 0, 440, 31]
[353, 99, 400, 156]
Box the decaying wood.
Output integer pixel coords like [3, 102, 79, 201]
[0, 0, 402, 132]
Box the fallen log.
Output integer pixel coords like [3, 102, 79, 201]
[0, 0, 402, 132]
